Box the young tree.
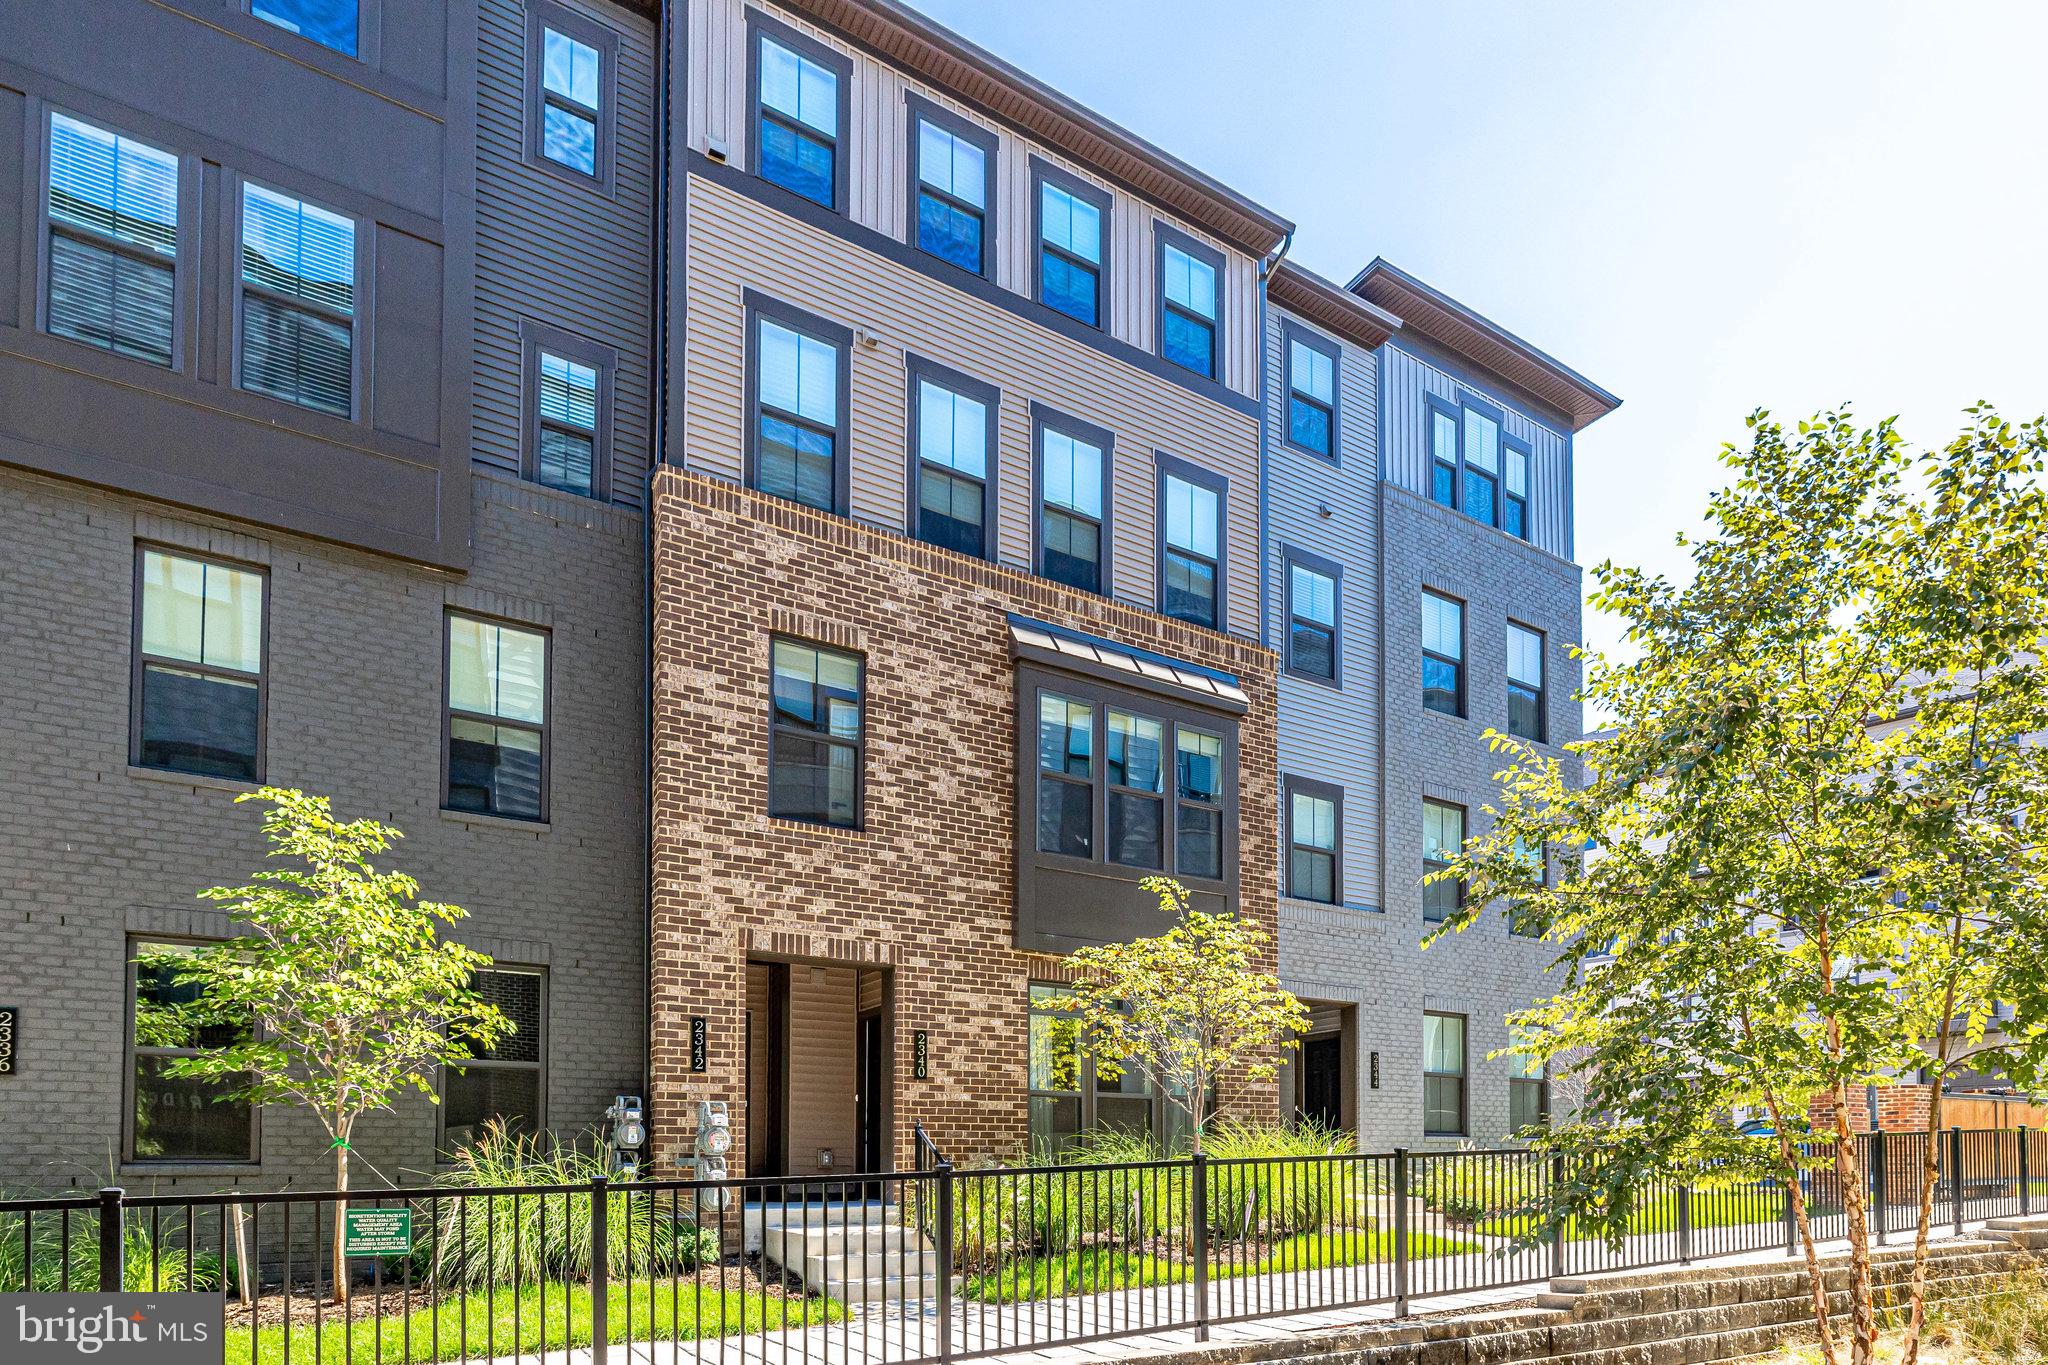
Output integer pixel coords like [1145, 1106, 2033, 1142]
[1045, 877, 1310, 1155]
[1433, 407, 2048, 1365]
[139, 788, 513, 1300]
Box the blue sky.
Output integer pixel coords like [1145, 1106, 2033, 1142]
[912, 0, 2047, 668]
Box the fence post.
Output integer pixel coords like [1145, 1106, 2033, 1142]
[589, 1176, 609, 1365]
[1548, 1154, 1565, 1281]
[1871, 1131, 1887, 1247]
[97, 1187, 124, 1292]
[2022, 1128, 2032, 1219]
[1950, 1127, 1966, 1237]
[935, 1161, 956, 1364]
[1392, 1148, 1410, 1316]
[1190, 1150, 1210, 1341]
[1676, 1180, 1693, 1265]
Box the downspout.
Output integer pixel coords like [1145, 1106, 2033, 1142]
[643, 0, 676, 1135]
[1254, 229, 1293, 653]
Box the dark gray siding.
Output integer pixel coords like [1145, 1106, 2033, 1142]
[471, 0, 658, 507]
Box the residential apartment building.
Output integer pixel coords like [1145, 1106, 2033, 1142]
[0, 0, 1614, 1192]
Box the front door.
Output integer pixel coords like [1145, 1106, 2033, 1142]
[857, 1011, 885, 1187]
[1300, 1034, 1343, 1131]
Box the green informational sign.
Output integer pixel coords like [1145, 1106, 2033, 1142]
[342, 1208, 412, 1257]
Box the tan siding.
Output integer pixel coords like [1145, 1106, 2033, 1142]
[784, 965, 859, 1176]
[685, 0, 1257, 399]
[745, 963, 771, 1171]
[685, 172, 1262, 639]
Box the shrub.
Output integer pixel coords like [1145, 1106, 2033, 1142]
[0, 1208, 221, 1293]
[1202, 1119, 1359, 1238]
[1415, 1151, 1545, 1226]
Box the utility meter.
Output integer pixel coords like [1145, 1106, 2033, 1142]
[694, 1100, 732, 1210]
[606, 1095, 646, 1177]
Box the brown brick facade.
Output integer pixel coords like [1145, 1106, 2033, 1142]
[649, 468, 1279, 1174]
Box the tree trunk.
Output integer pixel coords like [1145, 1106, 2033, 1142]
[331, 1135, 350, 1304]
[1900, 1081, 1948, 1365]
[1826, 1082, 1877, 1365]
[1777, 1134, 1842, 1365]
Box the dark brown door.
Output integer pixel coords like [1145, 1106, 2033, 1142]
[857, 1011, 885, 1186]
[1301, 1035, 1343, 1132]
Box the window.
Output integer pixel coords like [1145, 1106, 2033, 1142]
[1156, 227, 1222, 380]
[44, 112, 179, 366]
[1285, 553, 1339, 682]
[1461, 405, 1500, 527]
[251, 0, 357, 55]
[1284, 328, 1337, 459]
[1159, 458, 1224, 630]
[1503, 436, 1531, 540]
[1035, 694, 1094, 858]
[1106, 709, 1166, 869]
[769, 638, 863, 828]
[1508, 1035, 1549, 1134]
[529, 9, 613, 183]
[1422, 799, 1466, 923]
[908, 359, 996, 559]
[1286, 778, 1340, 905]
[1429, 403, 1459, 509]
[1426, 393, 1530, 535]
[445, 614, 548, 822]
[752, 21, 848, 210]
[1423, 1012, 1467, 1136]
[442, 968, 546, 1155]
[1034, 162, 1108, 328]
[1509, 836, 1548, 937]
[747, 294, 850, 514]
[1035, 406, 1111, 595]
[1507, 622, 1546, 743]
[238, 183, 354, 417]
[908, 97, 994, 276]
[132, 547, 265, 781]
[524, 328, 611, 498]
[1175, 727, 1224, 879]
[1029, 984, 1168, 1155]
[1421, 590, 1464, 717]
[129, 941, 254, 1163]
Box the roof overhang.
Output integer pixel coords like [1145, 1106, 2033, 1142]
[1008, 615, 1249, 715]
[1347, 258, 1621, 432]
[769, 0, 1295, 257]
[1269, 259, 1401, 351]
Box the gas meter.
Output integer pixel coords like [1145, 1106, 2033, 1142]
[606, 1095, 645, 1177]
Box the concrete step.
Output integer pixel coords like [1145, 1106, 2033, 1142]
[802, 1247, 945, 1283]
[799, 1266, 958, 1304]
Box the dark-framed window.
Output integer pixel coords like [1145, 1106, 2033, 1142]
[441, 966, 546, 1156]
[1283, 549, 1340, 683]
[1428, 399, 1459, 509]
[128, 939, 256, 1164]
[251, 0, 358, 55]
[1105, 707, 1167, 869]
[769, 637, 864, 828]
[1503, 435, 1532, 540]
[521, 321, 614, 500]
[1155, 224, 1223, 381]
[1033, 403, 1112, 595]
[1507, 621, 1546, 743]
[745, 291, 851, 515]
[1422, 798, 1465, 923]
[1425, 391, 1521, 534]
[43, 110, 180, 367]
[1423, 1011, 1467, 1137]
[1028, 983, 1178, 1156]
[132, 546, 267, 781]
[1508, 1039, 1550, 1134]
[444, 612, 549, 822]
[906, 94, 995, 277]
[1158, 454, 1225, 630]
[907, 356, 997, 559]
[237, 179, 356, 418]
[1285, 776, 1342, 905]
[1032, 159, 1110, 329]
[526, 2, 617, 187]
[1175, 727, 1224, 879]
[1509, 836, 1548, 938]
[1422, 589, 1464, 717]
[749, 14, 850, 212]
[1461, 402, 1502, 527]
[1283, 323, 1338, 460]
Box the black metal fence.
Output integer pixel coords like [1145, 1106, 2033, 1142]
[3, 1128, 2039, 1365]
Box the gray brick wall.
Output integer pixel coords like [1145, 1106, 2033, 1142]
[0, 465, 646, 1194]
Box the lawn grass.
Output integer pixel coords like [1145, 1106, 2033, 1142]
[1476, 1185, 1785, 1242]
[225, 1277, 844, 1365]
[958, 1228, 1481, 1304]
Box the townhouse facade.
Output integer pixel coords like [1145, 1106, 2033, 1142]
[0, 0, 1615, 1192]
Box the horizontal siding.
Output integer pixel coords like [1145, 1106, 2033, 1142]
[1379, 342, 1572, 562]
[473, 0, 657, 507]
[687, 0, 1258, 400]
[784, 965, 859, 1178]
[683, 172, 1263, 640]
[1264, 305, 1384, 910]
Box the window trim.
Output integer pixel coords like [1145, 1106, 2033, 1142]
[1027, 981, 1181, 1152]
[243, 0, 375, 64]
[766, 633, 868, 832]
[746, 10, 854, 216]
[1030, 401, 1116, 595]
[518, 319, 615, 501]
[743, 288, 854, 516]
[1501, 432, 1533, 541]
[903, 92, 998, 281]
[37, 106, 192, 372]
[1280, 545, 1342, 687]
[904, 353, 1000, 561]
[1424, 390, 1516, 533]
[129, 543, 270, 782]
[1280, 320, 1340, 463]
[1283, 775, 1343, 906]
[124, 935, 260, 1167]
[229, 174, 366, 423]
[1029, 156, 1113, 332]
[1422, 797, 1467, 924]
[1152, 221, 1226, 383]
[523, 0, 620, 193]
[1154, 451, 1227, 631]
[437, 964, 548, 1160]
[1423, 1010, 1469, 1138]
[1421, 587, 1466, 718]
[441, 609, 553, 824]
[1506, 619, 1548, 745]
